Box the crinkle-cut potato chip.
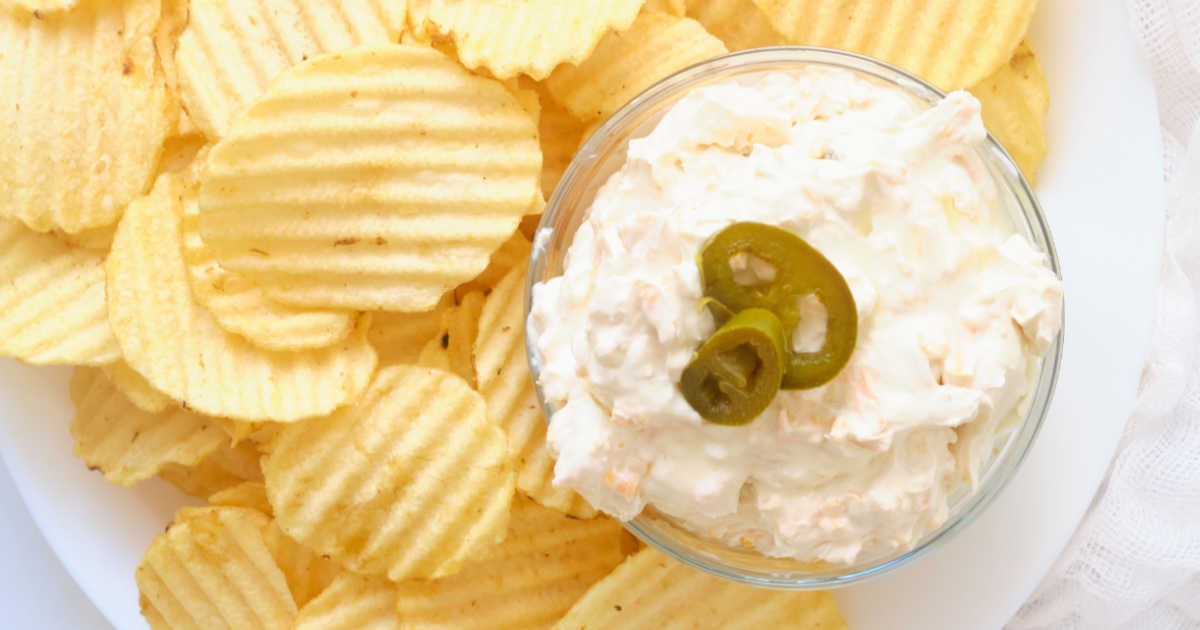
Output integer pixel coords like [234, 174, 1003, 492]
[685, 0, 786, 50]
[176, 0, 406, 139]
[394, 495, 625, 629]
[535, 84, 587, 198]
[101, 360, 174, 413]
[369, 293, 452, 367]
[158, 133, 209, 178]
[264, 365, 515, 581]
[208, 481, 272, 514]
[752, 0, 1037, 91]
[645, 0, 686, 15]
[137, 506, 297, 630]
[264, 521, 344, 608]
[52, 224, 117, 252]
[971, 40, 1049, 185]
[70, 367, 227, 486]
[416, 332, 455, 374]
[0, 0, 79, 13]
[423, 0, 646, 80]
[457, 229, 531, 297]
[544, 10, 727, 122]
[160, 437, 265, 499]
[182, 194, 358, 351]
[0, 218, 120, 365]
[406, 0, 432, 40]
[297, 572, 400, 630]
[476, 262, 597, 518]
[421, 290, 486, 386]
[107, 174, 378, 422]
[198, 45, 542, 312]
[0, 0, 173, 233]
[553, 548, 847, 630]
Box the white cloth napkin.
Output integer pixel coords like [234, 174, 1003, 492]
[1008, 1, 1200, 628]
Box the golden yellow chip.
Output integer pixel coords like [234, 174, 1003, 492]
[296, 572, 400, 630]
[645, 0, 687, 15]
[181, 193, 358, 351]
[458, 229, 532, 296]
[0, 0, 79, 13]
[553, 548, 847, 629]
[107, 174, 378, 422]
[476, 262, 597, 518]
[0, 0, 173, 233]
[198, 44, 542, 312]
[264, 365, 515, 581]
[264, 521, 344, 608]
[52, 224, 117, 252]
[369, 293, 453, 367]
[70, 367, 226, 487]
[752, 0, 1037, 91]
[137, 506, 297, 630]
[394, 495, 626, 628]
[176, 0, 406, 139]
[160, 438, 265, 499]
[535, 84, 588, 199]
[685, 0, 786, 50]
[422, 0, 646, 80]
[439, 290, 487, 386]
[0, 218, 120, 365]
[971, 40, 1049, 185]
[208, 481, 272, 515]
[544, 10, 727, 122]
[101, 360, 174, 413]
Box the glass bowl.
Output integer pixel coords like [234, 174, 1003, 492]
[524, 47, 1063, 589]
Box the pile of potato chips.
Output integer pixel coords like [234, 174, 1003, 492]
[0, 0, 1050, 627]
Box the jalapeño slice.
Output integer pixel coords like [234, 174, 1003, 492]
[698, 222, 857, 389]
[680, 308, 786, 426]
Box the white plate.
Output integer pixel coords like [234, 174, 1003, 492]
[0, 0, 1163, 628]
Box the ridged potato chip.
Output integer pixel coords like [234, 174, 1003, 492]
[422, 0, 646, 80]
[264, 521, 344, 608]
[544, 10, 727, 122]
[198, 45, 542, 311]
[0, 0, 79, 13]
[433, 290, 486, 386]
[554, 548, 847, 629]
[457, 229, 532, 297]
[971, 41, 1049, 185]
[369, 293, 453, 367]
[476, 262, 597, 518]
[107, 174, 378, 422]
[752, 0, 1038, 91]
[182, 194, 358, 351]
[535, 85, 588, 198]
[101, 360, 173, 413]
[646, 0, 686, 15]
[70, 367, 227, 486]
[176, 0, 406, 138]
[208, 481, 272, 514]
[394, 495, 626, 629]
[0, 0, 173, 233]
[264, 365, 515, 581]
[137, 506, 297, 630]
[685, 0, 786, 50]
[297, 572, 400, 630]
[52, 224, 117, 252]
[0, 218, 120, 365]
[160, 438, 265, 499]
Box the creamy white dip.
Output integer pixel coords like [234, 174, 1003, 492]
[528, 68, 1062, 564]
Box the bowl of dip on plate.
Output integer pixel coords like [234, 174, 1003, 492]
[526, 47, 1063, 589]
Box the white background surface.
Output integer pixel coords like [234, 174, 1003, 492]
[0, 0, 1166, 628]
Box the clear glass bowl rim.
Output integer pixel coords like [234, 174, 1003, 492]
[524, 46, 1064, 590]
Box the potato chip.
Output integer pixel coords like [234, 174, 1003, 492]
[0, 0, 79, 13]
[971, 41, 1049, 185]
[182, 193, 358, 351]
[0, 218, 120, 365]
[70, 367, 226, 486]
[107, 174, 378, 422]
[264, 365, 515, 581]
[137, 506, 297, 630]
[752, 0, 1037, 91]
[535, 84, 588, 198]
[553, 548, 847, 630]
[685, 0, 786, 50]
[264, 521, 344, 608]
[198, 45, 542, 312]
[369, 293, 453, 367]
[476, 262, 597, 518]
[416, 334, 455, 374]
[645, 0, 686, 15]
[544, 10, 727, 122]
[52, 224, 117, 252]
[423, 0, 646, 81]
[394, 495, 625, 629]
[457, 229, 532, 297]
[159, 133, 210, 179]
[101, 360, 174, 413]
[0, 0, 173, 233]
[160, 438, 265, 499]
[208, 481, 272, 514]
[176, 0, 406, 138]
[297, 572, 400, 630]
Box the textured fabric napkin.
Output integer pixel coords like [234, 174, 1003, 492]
[1008, 1, 1200, 628]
